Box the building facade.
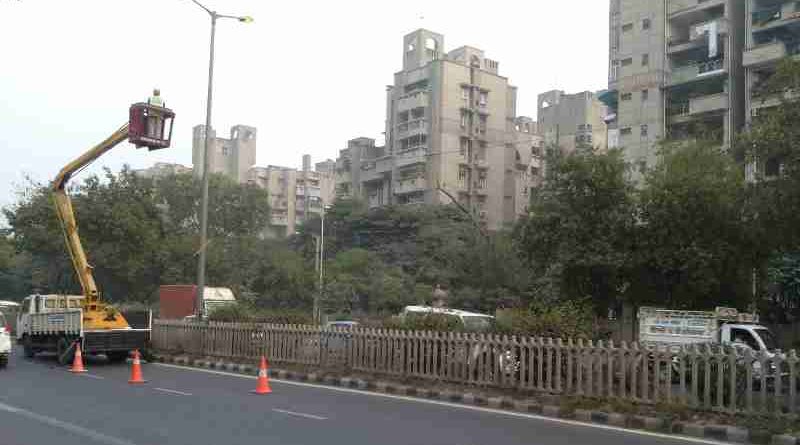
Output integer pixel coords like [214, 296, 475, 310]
[537, 89, 608, 153]
[605, 0, 746, 171]
[247, 155, 336, 238]
[133, 162, 192, 179]
[192, 125, 257, 183]
[335, 29, 541, 230]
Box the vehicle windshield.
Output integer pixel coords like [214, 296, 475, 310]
[462, 315, 493, 332]
[754, 328, 779, 352]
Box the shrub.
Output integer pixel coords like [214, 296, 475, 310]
[207, 304, 312, 325]
[495, 299, 594, 339]
[383, 313, 465, 332]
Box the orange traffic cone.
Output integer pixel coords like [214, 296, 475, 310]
[69, 341, 87, 373]
[252, 356, 272, 394]
[128, 350, 146, 384]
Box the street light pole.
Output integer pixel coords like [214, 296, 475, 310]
[189, 0, 253, 318]
[315, 210, 325, 324]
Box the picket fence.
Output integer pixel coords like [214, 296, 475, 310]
[152, 320, 800, 415]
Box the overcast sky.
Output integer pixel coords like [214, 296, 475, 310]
[0, 0, 609, 210]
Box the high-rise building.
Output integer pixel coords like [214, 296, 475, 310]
[192, 125, 257, 183]
[744, 0, 800, 177]
[247, 155, 336, 238]
[604, 0, 746, 171]
[537, 90, 608, 153]
[335, 29, 540, 230]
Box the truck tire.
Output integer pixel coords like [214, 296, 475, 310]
[57, 338, 74, 366]
[22, 336, 35, 359]
[0, 355, 7, 368]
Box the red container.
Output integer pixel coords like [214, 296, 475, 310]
[158, 285, 197, 319]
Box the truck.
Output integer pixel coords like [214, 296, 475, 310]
[638, 306, 779, 353]
[17, 294, 150, 364]
[159, 285, 236, 319]
[17, 100, 175, 366]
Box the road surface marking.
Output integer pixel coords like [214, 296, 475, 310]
[272, 408, 327, 420]
[156, 362, 731, 445]
[79, 373, 105, 380]
[154, 387, 192, 396]
[0, 401, 139, 445]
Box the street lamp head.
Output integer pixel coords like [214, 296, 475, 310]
[239, 16, 254, 23]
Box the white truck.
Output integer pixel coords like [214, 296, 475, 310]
[0, 310, 11, 368]
[638, 306, 778, 353]
[17, 294, 151, 365]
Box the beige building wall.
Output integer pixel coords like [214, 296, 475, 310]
[537, 90, 608, 154]
[334, 29, 535, 230]
[192, 124, 256, 183]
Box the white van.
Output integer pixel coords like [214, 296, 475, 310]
[399, 305, 495, 331]
[0, 311, 11, 368]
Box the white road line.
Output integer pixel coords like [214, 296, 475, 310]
[79, 373, 105, 380]
[0, 401, 139, 445]
[155, 362, 731, 445]
[271, 408, 327, 420]
[154, 387, 192, 396]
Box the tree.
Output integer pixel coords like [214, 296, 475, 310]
[514, 146, 637, 313]
[634, 141, 753, 309]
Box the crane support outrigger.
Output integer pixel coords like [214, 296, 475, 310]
[18, 100, 175, 364]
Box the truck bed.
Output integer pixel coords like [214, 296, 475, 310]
[28, 311, 82, 335]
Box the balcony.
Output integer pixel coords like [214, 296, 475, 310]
[398, 93, 429, 112]
[668, 18, 728, 54]
[690, 92, 728, 115]
[394, 177, 427, 195]
[752, 5, 800, 32]
[744, 41, 788, 67]
[270, 215, 289, 226]
[668, 0, 725, 18]
[296, 185, 321, 198]
[668, 59, 725, 86]
[395, 147, 427, 167]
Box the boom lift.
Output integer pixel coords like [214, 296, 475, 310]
[18, 100, 175, 363]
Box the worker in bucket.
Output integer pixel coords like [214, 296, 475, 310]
[146, 89, 165, 140]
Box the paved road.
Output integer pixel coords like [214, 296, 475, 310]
[0, 346, 727, 445]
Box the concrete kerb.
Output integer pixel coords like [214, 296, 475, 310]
[155, 352, 799, 445]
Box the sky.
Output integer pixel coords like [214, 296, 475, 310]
[0, 0, 610, 211]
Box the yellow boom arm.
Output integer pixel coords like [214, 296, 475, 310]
[52, 124, 131, 329]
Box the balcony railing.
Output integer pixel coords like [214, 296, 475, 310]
[670, 59, 724, 85]
[394, 177, 427, 195]
[744, 41, 787, 67]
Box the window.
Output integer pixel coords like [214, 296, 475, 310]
[641, 124, 649, 136]
[622, 23, 633, 32]
[459, 137, 472, 157]
[731, 328, 760, 351]
[458, 167, 468, 182]
[222, 146, 230, 156]
[59, 299, 67, 309]
[462, 87, 470, 100]
[460, 110, 468, 128]
[578, 124, 586, 130]
[478, 91, 488, 106]
[620, 127, 632, 136]
[621, 92, 632, 101]
[69, 299, 82, 309]
[22, 298, 30, 313]
[45, 299, 55, 309]
[478, 115, 487, 133]
[621, 58, 632, 67]
[642, 18, 651, 30]
[641, 89, 649, 101]
[411, 107, 424, 119]
[641, 54, 649, 66]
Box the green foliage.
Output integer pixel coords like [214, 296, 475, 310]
[495, 299, 594, 339]
[764, 252, 800, 321]
[207, 303, 312, 325]
[514, 146, 636, 312]
[633, 141, 753, 309]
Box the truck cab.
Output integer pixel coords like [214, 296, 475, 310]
[16, 294, 84, 341]
[720, 324, 779, 353]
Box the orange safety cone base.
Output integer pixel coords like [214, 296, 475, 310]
[252, 356, 272, 395]
[69, 342, 87, 373]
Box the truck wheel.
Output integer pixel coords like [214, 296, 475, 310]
[0, 355, 7, 368]
[22, 336, 35, 359]
[57, 338, 74, 366]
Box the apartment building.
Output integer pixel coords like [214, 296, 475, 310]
[537, 90, 608, 153]
[192, 124, 257, 184]
[247, 155, 336, 238]
[133, 162, 192, 179]
[605, 0, 746, 171]
[511, 117, 544, 219]
[335, 29, 539, 230]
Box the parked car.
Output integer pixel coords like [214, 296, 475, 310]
[0, 310, 11, 368]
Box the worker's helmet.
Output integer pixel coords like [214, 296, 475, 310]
[153, 88, 161, 96]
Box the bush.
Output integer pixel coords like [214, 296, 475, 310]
[207, 304, 312, 325]
[495, 299, 594, 339]
[383, 313, 465, 332]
